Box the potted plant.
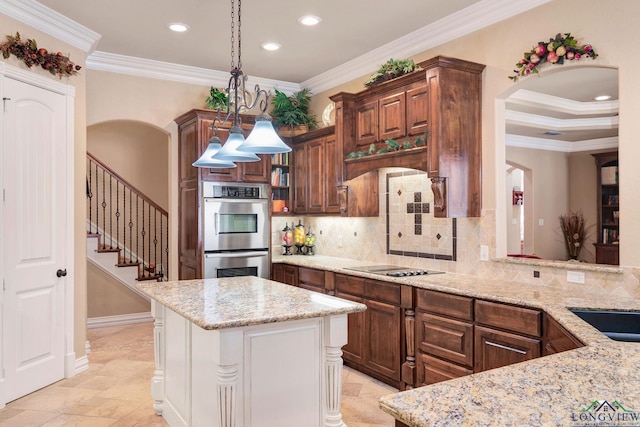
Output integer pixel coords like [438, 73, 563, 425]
[205, 87, 228, 111]
[271, 88, 317, 137]
[364, 58, 420, 88]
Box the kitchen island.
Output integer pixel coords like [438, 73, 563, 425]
[136, 276, 366, 427]
[272, 255, 640, 427]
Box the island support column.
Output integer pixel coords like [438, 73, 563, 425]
[323, 314, 348, 427]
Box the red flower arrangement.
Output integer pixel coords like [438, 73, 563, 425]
[0, 32, 81, 78]
[510, 33, 597, 81]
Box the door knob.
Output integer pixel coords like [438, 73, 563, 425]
[56, 269, 67, 278]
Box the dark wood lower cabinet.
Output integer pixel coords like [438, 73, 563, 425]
[337, 291, 366, 366]
[366, 299, 402, 381]
[474, 326, 540, 372]
[417, 353, 473, 386]
[543, 314, 583, 355]
[297, 266, 326, 293]
[271, 263, 297, 286]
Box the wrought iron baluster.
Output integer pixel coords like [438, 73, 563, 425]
[101, 169, 106, 249]
[129, 188, 133, 264]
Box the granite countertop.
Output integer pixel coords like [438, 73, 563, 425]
[136, 276, 366, 330]
[273, 254, 640, 426]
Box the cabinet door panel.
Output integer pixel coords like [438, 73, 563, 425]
[379, 92, 405, 140]
[239, 154, 270, 183]
[292, 143, 307, 213]
[417, 312, 473, 367]
[298, 267, 325, 292]
[474, 326, 540, 372]
[306, 138, 325, 213]
[356, 100, 378, 148]
[543, 314, 582, 356]
[417, 353, 473, 386]
[366, 299, 401, 380]
[406, 84, 428, 136]
[200, 126, 237, 182]
[337, 292, 366, 366]
[323, 134, 341, 213]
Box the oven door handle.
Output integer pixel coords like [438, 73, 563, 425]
[214, 212, 219, 235]
[205, 251, 269, 259]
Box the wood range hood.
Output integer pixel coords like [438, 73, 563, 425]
[329, 56, 485, 217]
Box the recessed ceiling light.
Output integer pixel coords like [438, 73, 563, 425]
[168, 23, 189, 32]
[298, 15, 321, 26]
[594, 95, 612, 101]
[261, 42, 281, 51]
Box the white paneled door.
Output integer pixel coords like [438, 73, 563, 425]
[2, 76, 68, 403]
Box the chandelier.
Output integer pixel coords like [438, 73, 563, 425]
[193, 0, 291, 169]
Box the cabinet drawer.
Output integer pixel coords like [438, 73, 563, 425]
[336, 274, 364, 296]
[475, 300, 541, 337]
[416, 312, 473, 367]
[298, 267, 324, 286]
[474, 326, 540, 372]
[364, 279, 401, 305]
[417, 289, 473, 320]
[417, 353, 473, 386]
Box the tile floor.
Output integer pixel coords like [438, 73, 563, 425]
[0, 322, 397, 426]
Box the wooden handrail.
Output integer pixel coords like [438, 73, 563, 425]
[87, 152, 168, 217]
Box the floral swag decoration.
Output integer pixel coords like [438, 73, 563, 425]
[0, 32, 81, 78]
[510, 33, 597, 81]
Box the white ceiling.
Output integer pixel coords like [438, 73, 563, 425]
[505, 67, 619, 151]
[37, 0, 481, 83]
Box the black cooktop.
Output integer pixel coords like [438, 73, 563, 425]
[344, 264, 445, 277]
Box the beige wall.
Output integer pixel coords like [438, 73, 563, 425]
[86, 262, 150, 317]
[88, 121, 169, 210]
[506, 147, 569, 260]
[0, 14, 89, 359]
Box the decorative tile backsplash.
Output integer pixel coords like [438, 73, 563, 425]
[386, 170, 456, 260]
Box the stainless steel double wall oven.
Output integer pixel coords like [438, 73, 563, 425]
[202, 182, 270, 279]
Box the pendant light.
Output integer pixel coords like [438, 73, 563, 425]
[192, 134, 237, 168]
[193, 0, 290, 168]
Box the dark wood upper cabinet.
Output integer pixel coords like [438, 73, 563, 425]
[291, 126, 377, 216]
[331, 56, 485, 218]
[174, 109, 270, 279]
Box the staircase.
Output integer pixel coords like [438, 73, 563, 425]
[86, 152, 169, 290]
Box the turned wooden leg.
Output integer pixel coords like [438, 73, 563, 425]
[151, 301, 165, 415]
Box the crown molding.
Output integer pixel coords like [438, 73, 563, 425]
[302, 0, 553, 94]
[506, 110, 619, 132]
[508, 89, 619, 116]
[0, 0, 101, 53]
[506, 134, 618, 152]
[86, 51, 300, 92]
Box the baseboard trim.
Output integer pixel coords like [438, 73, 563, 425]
[74, 355, 89, 376]
[87, 312, 153, 329]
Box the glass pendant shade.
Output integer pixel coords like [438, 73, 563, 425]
[238, 113, 292, 154]
[212, 126, 260, 162]
[192, 136, 237, 168]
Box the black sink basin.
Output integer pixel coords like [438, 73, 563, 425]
[570, 309, 640, 342]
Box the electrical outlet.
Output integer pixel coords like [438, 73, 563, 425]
[567, 271, 585, 284]
[337, 235, 343, 247]
[480, 245, 489, 261]
[538, 218, 545, 226]
[533, 270, 540, 278]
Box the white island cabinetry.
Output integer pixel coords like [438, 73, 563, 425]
[137, 277, 366, 427]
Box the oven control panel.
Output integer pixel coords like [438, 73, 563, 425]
[203, 182, 269, 199]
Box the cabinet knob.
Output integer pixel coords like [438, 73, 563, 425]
[56, 269, 67, 278]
